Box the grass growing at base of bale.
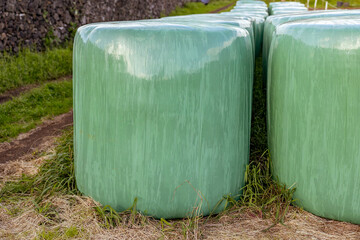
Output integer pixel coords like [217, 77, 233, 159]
[225, 57, 296, 226]
[0, 80, 73, 142]
[0, 47, 72, 94]
[168, 0, 236, 16]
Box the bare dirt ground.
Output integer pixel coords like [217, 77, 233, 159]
[0, 111, 73, 164]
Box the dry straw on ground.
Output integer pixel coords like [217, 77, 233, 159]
[0, 153, 359, 240]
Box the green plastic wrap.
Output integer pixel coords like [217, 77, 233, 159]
[270, 9, 308, 15]
[267, 18, 360, 224]
[270, 7, 308, 15]
[263, 10, 360, 85]
[221, 12, 265, 56]
[233, 5, 268, 11]
[230, 9, 269, 18]
[74, 21, 253, 219]
[236, 0, 267, 6]
[269, 2, 304, 10]
[160, 15, 255, 58]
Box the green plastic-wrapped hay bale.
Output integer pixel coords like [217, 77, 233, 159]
[74, 21, 253, 219]
[267, 18, 360, 224]
[263, 10, 360, 85]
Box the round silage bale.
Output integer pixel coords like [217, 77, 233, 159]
[73, 21, 253, 219]
[267, 17, 360, 224]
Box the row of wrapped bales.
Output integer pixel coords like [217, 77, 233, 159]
[269, 2, 307, 15]
[228, 0, 268, 56]
[221, 12, 266, 56]
[267, 12, 360, 224]
[73, 0, 257, 219]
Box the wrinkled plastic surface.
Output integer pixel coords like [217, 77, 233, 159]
[160, 14, 255, 58]
[270, 9, 308, 15]
[263, 10, 360, 84]
[233, 5, 268, 11]
[230, 9, 269, 18]
[267, 18, 360, 224]
[74, 21, 253, 219]
[269, 2, 304, 9]
[236, 0, 267, 6]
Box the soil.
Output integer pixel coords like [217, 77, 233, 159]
[0, 75, 72, 104]
[210, 1, 236, 13]
[0, 111, 73, 164]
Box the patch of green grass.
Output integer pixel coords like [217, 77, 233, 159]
[36, 226, 79, 240]
[168, 0, 236, 16]
[36, 228, 61, 240]
[0, 80, 73, 142]
[0, 128, 78, 203]
[64, 226, 79, 238]
[0, 47, 72, 94]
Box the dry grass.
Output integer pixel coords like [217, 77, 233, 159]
[1, 154, 359, 240]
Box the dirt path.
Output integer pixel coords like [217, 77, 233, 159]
[0, 111, 73, 164]
[210, 1, 236, 13]
[0, 75, 72, 104]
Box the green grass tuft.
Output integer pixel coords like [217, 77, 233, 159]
[0, 80, 73, 142]
[0, 47, 72, 94]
